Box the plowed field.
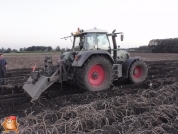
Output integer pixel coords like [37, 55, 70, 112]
[0, 53, 178, 134]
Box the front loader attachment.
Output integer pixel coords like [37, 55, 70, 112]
[23, 68, 59, 101]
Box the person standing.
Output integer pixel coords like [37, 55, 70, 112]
[0, 54, 7, 85]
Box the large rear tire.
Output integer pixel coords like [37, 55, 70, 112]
[128, 60, 148, 83]
[75, 55, 114, 91]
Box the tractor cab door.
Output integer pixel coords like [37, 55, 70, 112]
[73, 35, 84, 51]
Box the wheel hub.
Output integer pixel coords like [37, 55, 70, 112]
[133, 66, 142, 78]
[92, 72, 99, 79]
[134, 69, 138, 75]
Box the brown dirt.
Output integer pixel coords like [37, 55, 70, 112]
[4, 52, 178, 70]
[130, 52, 178, 61]
[4, 53, 59, 70]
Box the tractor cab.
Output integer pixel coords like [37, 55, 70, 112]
[68, 28, 129, 63]
[71, 28, 110, 52]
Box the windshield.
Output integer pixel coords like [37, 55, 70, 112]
[73, 33, 110, 51]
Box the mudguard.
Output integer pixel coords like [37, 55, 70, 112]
[122, 57, 140, 78]
[72, 50, 114, 67]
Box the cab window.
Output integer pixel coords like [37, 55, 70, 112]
[73, 35, 84, 50]
[97, 34, 110, 50]
[83, 34, 96, 50]
[74, 36, 80, 47]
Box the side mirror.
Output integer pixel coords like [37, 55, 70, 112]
[112, 29, 116, 33]
[121, 34, 124, 41]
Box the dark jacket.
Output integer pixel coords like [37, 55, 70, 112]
[0, 59, 7, 71]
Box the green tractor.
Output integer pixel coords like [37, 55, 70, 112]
[23, 28, 148, 101]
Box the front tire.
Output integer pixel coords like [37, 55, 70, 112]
[128, 60, 148, 83]
[75, 55, 114, 91]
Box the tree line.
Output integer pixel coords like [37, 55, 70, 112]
[2, 38, 178, 53]
[0, 47, 18, 53]
[0, 46, 71, 53]
[126, 38, 178, 53]
[148, 38, 178, 53]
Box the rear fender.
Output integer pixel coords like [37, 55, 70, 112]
[72, 50, 114, 67]
[122, 57, 140, 78]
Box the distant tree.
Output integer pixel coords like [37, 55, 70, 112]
[148, 38, 178, 53]
[48, 46, 52, 51]
[61, 48, 65, 53]
[44, 48, 48, 51]
[1, 47, 5, 53]
[56, 46, 61, 51]
[25, 46, 53, 51]
[66, 47, 71, 51]
[6, 48, 11, 53]
[19, 48, 23, 51]
[12, 49, 18, 53]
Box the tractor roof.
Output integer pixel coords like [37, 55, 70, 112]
[72, 28, 108, 36]
[61, 28, 108, 39]
[82, 28, 108, 34]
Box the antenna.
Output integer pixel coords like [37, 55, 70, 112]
[94, 23, 96, 29]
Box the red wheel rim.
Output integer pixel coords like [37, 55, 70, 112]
[133, 66, 142, 78]
[87, 65, 105, 87]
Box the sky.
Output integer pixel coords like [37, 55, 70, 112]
[0, 0, 178, 50]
